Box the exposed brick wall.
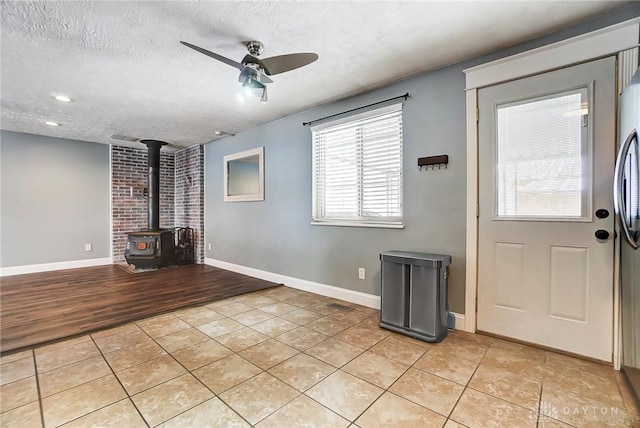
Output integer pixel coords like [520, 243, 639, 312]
[175, 145, 204, 263]
[159, 152, 175, 229]
[111, 146, 175, 263]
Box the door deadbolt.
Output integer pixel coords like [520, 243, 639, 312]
[595, 209, 609, 219]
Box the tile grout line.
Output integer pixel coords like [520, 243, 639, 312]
[30, 338, 100, 376]
[199, 293, 343, 425]
[89, 332, 151, 428]
[145, 302, 327, 426]
[464, 343, 547, 423]
[9, 295, 419, 426]
[536, 354, 581, 428]
[535, 352, 547, 428]
[379, 337, 474, 423]
[212, 313, 317, 426]
[131, 319, 223, 424]
[8, 290, 579, 427]
[207, 299, 380, 425]
[104, 340, 153, 423]
[273, 313, 378, 425]
[2, 290, 329, 426]
[110, 312, 257, 425]
[293, 316, 404, 424]
[30, 353, 122, 426]
[443, 344, 488, 425]
[36, 355, 131, 427]
[31, 349, 46, 428]
[145, 320, 256, 427]
[300, 325, 465, 425]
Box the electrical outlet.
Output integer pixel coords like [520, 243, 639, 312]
[358, 267, 365, 280]
[208, 243, 212, 250]
[85, 243, 92, 251]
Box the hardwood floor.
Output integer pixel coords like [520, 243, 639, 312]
[0, 264, 280, 354]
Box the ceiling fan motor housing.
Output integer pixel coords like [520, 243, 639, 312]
[238, 64, 271, 85]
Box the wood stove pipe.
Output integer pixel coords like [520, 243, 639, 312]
[139, 139, 167, 231]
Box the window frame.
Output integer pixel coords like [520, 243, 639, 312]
[311, 103, 404, 228]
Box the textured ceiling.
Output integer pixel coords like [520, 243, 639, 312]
[0, 1, 629, 149]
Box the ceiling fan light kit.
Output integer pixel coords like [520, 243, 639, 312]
[180, 40, 318, 103]
[239, 65, 269, 102]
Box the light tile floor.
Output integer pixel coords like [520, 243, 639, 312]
[1, 286, 639, 427]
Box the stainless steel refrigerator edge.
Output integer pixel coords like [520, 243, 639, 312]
[616, 66, 640, 403]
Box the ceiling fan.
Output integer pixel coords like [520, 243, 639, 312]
[180, 40, 318, 103]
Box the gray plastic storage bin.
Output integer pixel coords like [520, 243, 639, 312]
[379, 251, 451, 342]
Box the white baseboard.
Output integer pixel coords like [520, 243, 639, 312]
[205, 257, 468, 332]
[0, 257, 113, 277]
[452, 312, 466, 331]
[205, 258, 381, 309]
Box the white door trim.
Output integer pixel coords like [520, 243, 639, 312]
[464, 18, 640, 91]
[465, 89, 479, 334]
[463, 19, 639, 367]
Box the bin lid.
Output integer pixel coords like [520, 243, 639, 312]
[380, 250, 451, 267]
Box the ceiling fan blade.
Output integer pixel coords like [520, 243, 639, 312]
[259, 53, 318, 76]
[180, 41, 243, 70]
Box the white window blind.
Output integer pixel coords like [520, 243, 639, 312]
[496, 89, 589, 219]
[311, 103, 403, 226]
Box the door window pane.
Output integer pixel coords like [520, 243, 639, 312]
[496, 89, 589, 218]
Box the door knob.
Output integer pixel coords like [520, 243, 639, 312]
[595, 229, 610, 240]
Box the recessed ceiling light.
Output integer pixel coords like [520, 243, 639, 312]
[45, 121, 61, 126]
[53, 95, 73, 103]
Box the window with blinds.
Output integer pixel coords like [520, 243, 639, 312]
[311, 103, 403, 227]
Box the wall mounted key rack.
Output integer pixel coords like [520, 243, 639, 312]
[418, 155, 449, 170]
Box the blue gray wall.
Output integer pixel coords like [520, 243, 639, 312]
[1, 131, 111, 267]
[205, 5, 640, 313]
[206, 66, 467, 309]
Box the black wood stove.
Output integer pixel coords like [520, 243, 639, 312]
[125, 230, 175, 268]
[124, 140, 176, 269]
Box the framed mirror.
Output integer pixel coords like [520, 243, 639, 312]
[223, 146, 264, 202]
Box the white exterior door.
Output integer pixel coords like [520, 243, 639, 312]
[477, 56, 617, 361]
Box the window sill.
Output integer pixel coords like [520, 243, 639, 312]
[310, 221, 404, 229]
